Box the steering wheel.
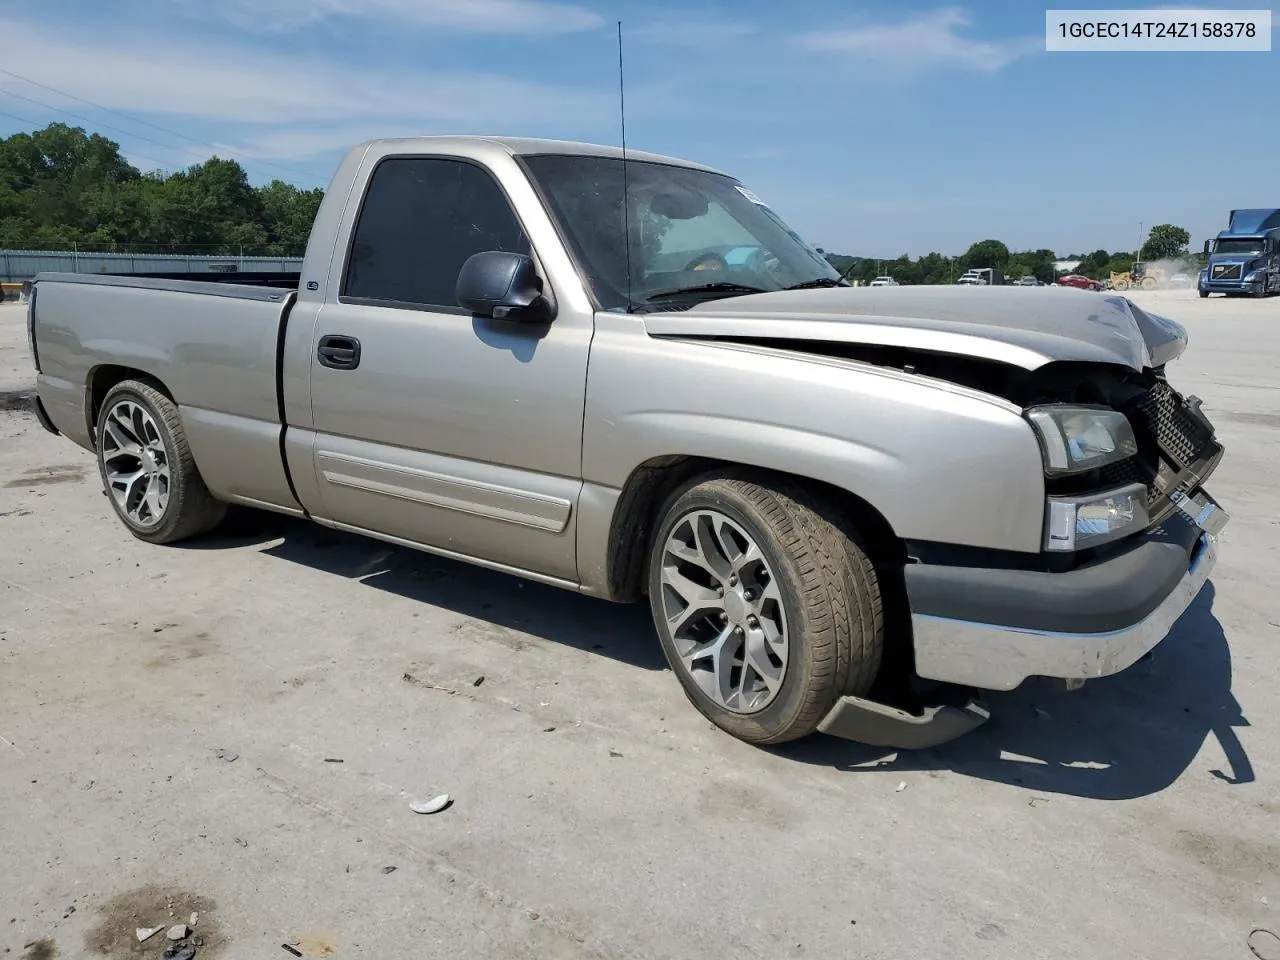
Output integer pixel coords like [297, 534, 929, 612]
[684, 251, 728, 273]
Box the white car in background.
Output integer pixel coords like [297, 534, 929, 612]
[869, 276, 899, 287]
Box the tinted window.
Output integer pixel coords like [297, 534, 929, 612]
[344, 157, 530, 308]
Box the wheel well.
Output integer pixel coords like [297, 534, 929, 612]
[605, 457, 907, 603]
[606, 456, 917, 698]
[86, 365, 171, 443]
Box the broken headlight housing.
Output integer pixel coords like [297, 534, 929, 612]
[1026, 405, 1138, 476]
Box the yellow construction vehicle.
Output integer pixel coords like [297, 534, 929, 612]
[1110, 261, 1165, 290]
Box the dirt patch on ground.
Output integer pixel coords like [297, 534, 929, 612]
[84, 886, 220, 958]
[0, 389, 34, 413]
[20, 939, 57, 960]
[142, 629, 218, 670]
[3, 465, 87, 488]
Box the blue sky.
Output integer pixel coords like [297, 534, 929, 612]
[1, 0, 1277, 256]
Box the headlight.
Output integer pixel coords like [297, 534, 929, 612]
[1045, 483, 1148, 551]
[1026, 405, 1138, 476]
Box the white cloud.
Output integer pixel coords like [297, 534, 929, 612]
[0, 18, 610, 133]
[174, 0, 603, 34]
[798, 6, 1039, 74]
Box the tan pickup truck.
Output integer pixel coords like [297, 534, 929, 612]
[25, 136, 1228, 749]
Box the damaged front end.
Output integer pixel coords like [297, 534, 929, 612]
[644, 295, 1226, 748]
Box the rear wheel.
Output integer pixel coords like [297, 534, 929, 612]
[95, 380, 225, 544]
[647, 473, 883, 745]
[1199, 290, 1210, 298]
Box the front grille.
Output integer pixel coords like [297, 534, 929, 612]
[1132, 381, 1215, 466]
[1211, 263, 1242, 280]
[1098, 380, 1221, 526]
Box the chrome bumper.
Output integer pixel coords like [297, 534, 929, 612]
[911, 494, 1226, 692]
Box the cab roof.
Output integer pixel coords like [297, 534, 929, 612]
[353, 135, 727, 176]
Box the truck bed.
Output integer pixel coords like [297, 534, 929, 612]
[30, 271, 304, 515]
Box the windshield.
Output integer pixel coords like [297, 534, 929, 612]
[520, 154, 840, 311]
[1213, 237, 1264, 256]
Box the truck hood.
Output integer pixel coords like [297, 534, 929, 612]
[642, 286, 1187, 372]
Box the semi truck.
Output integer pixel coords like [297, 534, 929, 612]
[25, 136, 1228, 750]
[1199, 208, 1280, 297]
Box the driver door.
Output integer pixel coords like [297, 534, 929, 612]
[306, 153, 592, 582]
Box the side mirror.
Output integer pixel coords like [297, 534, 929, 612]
[456, 251, 554, 322]
[1202, 239, 1210, 256]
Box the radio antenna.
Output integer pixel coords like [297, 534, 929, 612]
[617, 20, 634, 311]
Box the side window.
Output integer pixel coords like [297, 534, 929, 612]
[343, 157, 531, 308]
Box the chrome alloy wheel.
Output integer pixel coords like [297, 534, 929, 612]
[100, 399, 170, 528]
[659, 509, 789, 714]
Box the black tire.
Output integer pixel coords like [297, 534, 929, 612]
[647, 472, 883, 745]
[1199, 290, 1210, 298]
[95, 379, 226, 544]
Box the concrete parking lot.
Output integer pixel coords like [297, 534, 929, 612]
[1, 289, 1276, 960]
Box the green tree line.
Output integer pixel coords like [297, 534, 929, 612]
[2, 122, 1197, 277]
[824, 225, 1196, 287]
[0, 123, 322, 256]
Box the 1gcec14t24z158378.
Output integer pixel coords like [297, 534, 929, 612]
[25, 136, 1229, 749]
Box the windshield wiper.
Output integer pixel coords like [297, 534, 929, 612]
[783, 278, 849, 290]
[643, 282, 770, 301]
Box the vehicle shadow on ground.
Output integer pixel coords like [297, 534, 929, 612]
[774, 582, 1253, 800]
[188, 511, 1251, 799]
[186, 508, 667, 671]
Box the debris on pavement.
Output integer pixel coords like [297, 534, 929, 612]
[409, 794, 452, 815]
[323, 758, 344, 764]
[608, 749, 623, 758]
[189, 912, 198, 927]
[161, 944, 196, 960]
[233, 837, 248, 848]
[136, 926, 163, 942]
[1249, 928, 1280, 960]
[895, 781, 907, 792]
[213, 749, 238, 763]
[167, 924, 190, 940]
[381, 865, 397, 874]
[473, 675, 485, 687]
[281, 945, 303, 958]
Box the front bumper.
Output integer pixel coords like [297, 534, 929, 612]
[1200, 279, 1262, 294]
[906, 492, 1226, 692]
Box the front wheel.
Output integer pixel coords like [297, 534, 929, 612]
[647, 474, 883, 745]
[95, 380, 226, 544]
[1199, 290, 1210, 298]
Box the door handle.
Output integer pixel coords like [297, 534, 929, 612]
[317, 335, 361, 370]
